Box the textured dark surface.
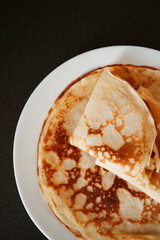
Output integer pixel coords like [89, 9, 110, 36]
[1, 0, 160, 239]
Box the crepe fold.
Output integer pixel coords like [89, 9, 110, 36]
[70, 67, 160, 203]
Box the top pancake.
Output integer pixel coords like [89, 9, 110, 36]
[71, 69, 156, 175]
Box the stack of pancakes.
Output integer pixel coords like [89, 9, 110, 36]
[38, 65, 160, 239]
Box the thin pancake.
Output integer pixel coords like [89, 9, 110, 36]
[138, 86, 160, 153]
[108, 64, 160, 91]
[109, 64, 160, 157]
[70, 68, 160, 202]
[38, 66, 160, 240]
[138, 86, 160, 189]
[111, 65, 160, 180]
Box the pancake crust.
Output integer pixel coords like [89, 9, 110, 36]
[38, 66, 160, 240]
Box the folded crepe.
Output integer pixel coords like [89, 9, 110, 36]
[70, 68, 160, 203]
[137, 86, 160, 189]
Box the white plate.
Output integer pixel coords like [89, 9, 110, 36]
[13, 46, 160, 240]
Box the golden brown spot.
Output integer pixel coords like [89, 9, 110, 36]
[44, 121, 81, 162]
[42, 160, 56, 187]
[43, 129, 52, 144]
[149, 170, 160, 188]
[52, 198, 57, 207]
[88, 126, 102, 135]
[68, 228, 83, 238]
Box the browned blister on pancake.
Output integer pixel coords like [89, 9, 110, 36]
[38, 66, 160, 240]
